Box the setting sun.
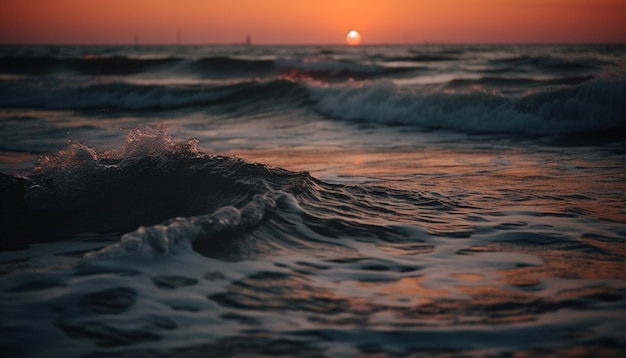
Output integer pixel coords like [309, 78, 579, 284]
[346, 30, 361, 45]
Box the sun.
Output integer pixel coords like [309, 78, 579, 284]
[346, 30, 362, 46]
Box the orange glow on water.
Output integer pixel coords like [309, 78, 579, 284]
[0, 0, 625, 44]
[228, 146, 626, 224]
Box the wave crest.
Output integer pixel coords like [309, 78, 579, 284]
[85, 193, 278, 260]
[1, 126, 445, 261]
[308, 76, 626, 135]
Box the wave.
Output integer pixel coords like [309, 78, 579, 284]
[0, 55, 421, 81]
[0, 125, 301, 242]
[383, 55, 457, 62]
[309, 76, 626, 135]
[276, 59, 422, 80]
[489, 55, 614, 72]
[0, 79, 308, 111]
[0, 81, 228, 110]
[0, 55, 277, 77]
[0, 56, 182, 75]
[0, 126, 443, 256]
[187, 57, 276, 78]
[2, 67, 624, 136]
[445, 76, 594, 88]
[3, 76, 624, 136]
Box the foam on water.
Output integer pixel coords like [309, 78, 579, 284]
[86, 193, 278, 260]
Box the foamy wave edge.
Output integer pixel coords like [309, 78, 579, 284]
[308, 71, 626, 135]
[84, 193, 279, 260]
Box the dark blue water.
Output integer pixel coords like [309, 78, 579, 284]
[1, 44, 626, 357]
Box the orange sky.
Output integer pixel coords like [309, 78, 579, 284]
[1, 0, 624, 44]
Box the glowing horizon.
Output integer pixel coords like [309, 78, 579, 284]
[1, 0, 625, 45]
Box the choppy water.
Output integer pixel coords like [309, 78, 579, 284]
[1, 44, 626, 357]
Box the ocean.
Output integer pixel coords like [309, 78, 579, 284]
[1, 44, 625, 357]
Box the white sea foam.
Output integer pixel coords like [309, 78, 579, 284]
[85, 193, 278, 260]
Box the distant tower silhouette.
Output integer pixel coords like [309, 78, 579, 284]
[245, 35, 252, 46]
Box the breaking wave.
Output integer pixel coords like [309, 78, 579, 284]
[1, 55, 624, 137]
[0, 126, 444, 258]
[310, 75, 626, 135]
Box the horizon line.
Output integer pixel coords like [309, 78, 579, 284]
[1, 41, 625, 47]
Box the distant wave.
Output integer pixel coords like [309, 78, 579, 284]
[276, 59, 421, 81]
[186, 56, 276, 78]
[309, 77, 626, 135]
[0, 56, 182, 75]
[2, 74, 624, 136]
[0, 55, 422, 80]
[489, 55, 614, 72]
[445, 76, 594, 88]
[382, 55, 458, 62]
[0, 79, 309, 110]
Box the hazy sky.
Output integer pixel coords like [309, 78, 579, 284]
[1, 0, 625, 44]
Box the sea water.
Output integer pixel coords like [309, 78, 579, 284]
[1, 44, 626, 357]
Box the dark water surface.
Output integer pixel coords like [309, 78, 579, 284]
[1, 44, 626, 357]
